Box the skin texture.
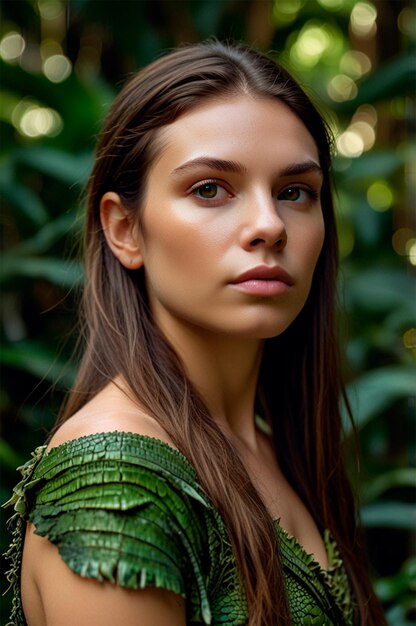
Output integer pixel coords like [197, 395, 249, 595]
[22, 95, 326, 626]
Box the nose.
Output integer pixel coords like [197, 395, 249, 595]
[240, 193, 287, 251]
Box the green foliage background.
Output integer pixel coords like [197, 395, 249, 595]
[1, 0, 415, 623]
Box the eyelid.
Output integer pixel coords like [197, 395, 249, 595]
[278, 183, 320, 201]
[188, 178, 231, 194]
[188, 179, 235, 207]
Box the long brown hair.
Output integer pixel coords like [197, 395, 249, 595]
[56, 41, 385, 625]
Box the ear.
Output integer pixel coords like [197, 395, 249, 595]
[100, 192, 144, 269]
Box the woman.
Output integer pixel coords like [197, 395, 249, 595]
[4, 41, 385, 625]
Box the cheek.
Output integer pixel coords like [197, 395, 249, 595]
[295, 213, 325, 267]
[293, 215, 325, 303]
[142, 206, 232, 271]
[142, 212, 193, 267]
[140, 215, 215, 308]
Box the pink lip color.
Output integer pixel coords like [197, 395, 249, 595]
[231, 279, 290, 296]
[230, 265, 294, 297]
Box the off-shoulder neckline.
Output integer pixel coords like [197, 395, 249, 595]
[43, 430, 199, 480]
[41, 430, 341, 575]
[46, 429, 183, 458]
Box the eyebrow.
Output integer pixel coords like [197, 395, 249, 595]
[171, 156, 323, 178]
[279, 160, 323, 177]
[171, 157, 247, 177]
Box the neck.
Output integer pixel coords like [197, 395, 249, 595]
[160, 320, 264, 451]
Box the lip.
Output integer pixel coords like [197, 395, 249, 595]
[231, 265, 294, 286]
[230, 265, 294, 297]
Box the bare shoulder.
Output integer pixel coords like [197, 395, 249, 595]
[22, 525, 185, 626]
[48, 378, 177, 452]
[22, 378, 184, 626]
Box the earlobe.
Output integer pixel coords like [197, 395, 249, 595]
[100, 192, 144, 269]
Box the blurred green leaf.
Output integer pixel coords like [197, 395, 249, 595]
[385, 301, 416, 332]
[6, 212, 81, 258]
[0, 256, 83, 287]
[374, 558, 416, 603]
[0, 438, 25, 471]
[344, 366, 415, 432]
[362, 468, 416, 504]
[334, 148, 412, 185]
[0, 342, 77, 388]
[0, 163, 48, 226]
[349, 196, 384, 248]
[344, 268, 411, 314]
[361, 502, 416, 529]
[14, 148, 93, 186]
[385, 600, 416, 626]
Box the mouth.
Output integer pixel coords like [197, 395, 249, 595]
[231, 265, 294, 286]
[230, 265, 294, 297]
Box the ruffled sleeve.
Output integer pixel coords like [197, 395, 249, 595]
[6, 431, 227, 625]
[3, 445, 47, 626]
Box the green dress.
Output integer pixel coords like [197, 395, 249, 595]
[4, 431, 355, 625]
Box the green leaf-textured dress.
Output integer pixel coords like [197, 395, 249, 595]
[4, 431, 355, 625]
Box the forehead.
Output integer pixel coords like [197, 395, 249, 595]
[151, 95, 320, 174]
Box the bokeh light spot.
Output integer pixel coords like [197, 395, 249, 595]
[392, 228, 414, 256]
[317, 0, 344, 9]
[19, 106, 63, 138]
[38, 0, 64, 20]
[403, 329, 416, 350]
[349, 121, 375, 150]
[298, 27, 330, 57]
[289, 22, 340, 67]
[327, 74, 358, 102]
[398, 8, 416, 37]
[0, 32, 26, 62]
[11, 98, 63, 138]
[43, 54, 72, 83]
[367, 181, 394, 211]
[350, 2, 377, 37]
[40, 39, 63, 60]
[352, 104, 377, 127]
[340, 50, 372, 78]
[336, 130, 364, 158]
[19, 106, 63, 137]
[272, 0, 302, 24]
[406, 239, 416, 266]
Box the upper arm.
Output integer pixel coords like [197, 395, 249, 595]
[25, 530, 186, 626]
[19, 431, 212, 626]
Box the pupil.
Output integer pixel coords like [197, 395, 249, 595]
[201, 184, 217, 198]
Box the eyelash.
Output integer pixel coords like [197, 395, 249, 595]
[190, 179, 231, 203]
[278, 186, 320, 203]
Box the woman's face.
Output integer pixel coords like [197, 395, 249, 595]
[137, 95, 325, 340]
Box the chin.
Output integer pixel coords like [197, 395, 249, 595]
[235, 309, 301, 339]
[222, 318, 295, 340]
[247, 326, 291, 340]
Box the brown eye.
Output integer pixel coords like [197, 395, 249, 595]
[191, 181, 231, 204]
[280, 187, 301, 201]
[278, 187, 318, 203]
[197, 183, 219, 199]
